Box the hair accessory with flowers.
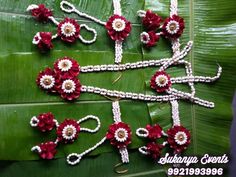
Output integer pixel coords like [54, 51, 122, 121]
[30, 113, 101, 159]
[59, 0, 131, 64]
[67, 101, 131, 165]
[27, 4, 97, 52]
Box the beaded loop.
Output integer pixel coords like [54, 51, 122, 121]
[139, 146, 148, 155]
[77, 115, 101, 133]
[136, 128, 149, 138]
[60, 1, 76, 13]
[79, 24, 97, 44]
[67, 153, 82, 165]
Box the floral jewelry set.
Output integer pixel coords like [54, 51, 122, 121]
[27, 0, 222, 166]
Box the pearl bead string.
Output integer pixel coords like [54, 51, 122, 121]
[170, 100, 180, 126]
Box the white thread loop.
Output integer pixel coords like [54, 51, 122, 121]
[30, 116, 39, 127]
[67, 137, 107, 165]
[60, 1, 106, 25]
[139, 146, 148, 155]
[77, 115, 101, 133]
[60, 1, 76, 13]
[26, 4, 38, 11]
[79, 24, 97, 44]
[136, 128, 149, 138]
[137, 10, 146, 17]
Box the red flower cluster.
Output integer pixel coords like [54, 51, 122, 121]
[57, 18, 81, 43]
[167, 125, 191, 154]
[38, 141, 57, 159]
[146, 142, 163, 159]
[139, 10, 185, 48]
[28, 4, 52, 22]
[105, 15, 132, 41]
[150, 71, 171, 93]
[146, 124, 163, 140]
[33, 32, 53, 51]
[162, 15, 185, 39]
[56, 119, 80, 143]
[36, 112, 56, 132]
[142, 10, 162, 31]
[106, 122, 132, 148]
[36, 57, 81, 101]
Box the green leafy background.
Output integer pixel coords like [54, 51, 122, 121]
[0, 0, 235, 176]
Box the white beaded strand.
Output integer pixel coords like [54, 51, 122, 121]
[78, 24, 97, 44]
[136, 128, 149, 138]
[112, 101, 122, 123]
[77, 115, 101, 133]
[170, 100, 180, 126]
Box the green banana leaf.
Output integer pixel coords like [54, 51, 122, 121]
[0, 0, 235, 177]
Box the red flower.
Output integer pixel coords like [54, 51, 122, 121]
[57, 18, 80, 43]
[33, 32, 53, 51]
[38, 141, 57, 159]
[140, 31, 160, 48]
[56, 119, 80, 143]
[162, 15, 185, 39]
[106, 122, 132, 148]
[36, 67, 58, 93]
[105, 15, 132, 41]
[142, 10, 162, 30]
[146, 124, 163, 140]
[167, 125, 191, 154]
[150, 71, 171, 93]
[146, 142, 163, 159]
[57, 78, 81, 101]
[54, 57, 80, 79]
[37, 112, 56, 132]
[27, 4, 52, 22]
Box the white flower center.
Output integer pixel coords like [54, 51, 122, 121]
[33, 32, 41, 44]
[166, 20, 180, 34]
[114, 128, 128, 142]
[155, 75, 168, 87]
[140, 32, 150, 44]
[174, 131, 188, 145]
[62, 125, 77, 140]
[40, 75, 55, 89]
[58, 59, 72, 72]
[112, 19, 126, 32]
[61, 22, 76, 37]
[62, 79, 76, 93]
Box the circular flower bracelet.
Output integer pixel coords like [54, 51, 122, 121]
[30, 113, 101, 159]
[67, 101, 131, 165]
[59, 0, 132, 63]
[36, 41, 221, 108]
[27, 4, 97, 51]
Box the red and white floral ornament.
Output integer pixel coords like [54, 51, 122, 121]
[58, 78, 81, 101]
[167, 125, 190, 153]
[57, 119, 80, 143]
[140, 31, 160, 48]
[162, 15, 185, 39]
[36, 67, 58, 93]
[146, 142, 163, 159]
[27, 4, 97, 51]
[33, 32, 53, 51]
[57, 18, 80, 43]
[150, 71, 172, 93]
[141, 10, 162, 31]
[106, 122, 131, 148]
[105, 15, 131, 41]
[27, 4, 52, 22]
[54, 57, 80, 79]
[30, 113, 101, 160]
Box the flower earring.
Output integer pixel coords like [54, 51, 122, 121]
[27, 4, 97, 51]
[30, 113, 101, 159]
[137, 10, 185, 48]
